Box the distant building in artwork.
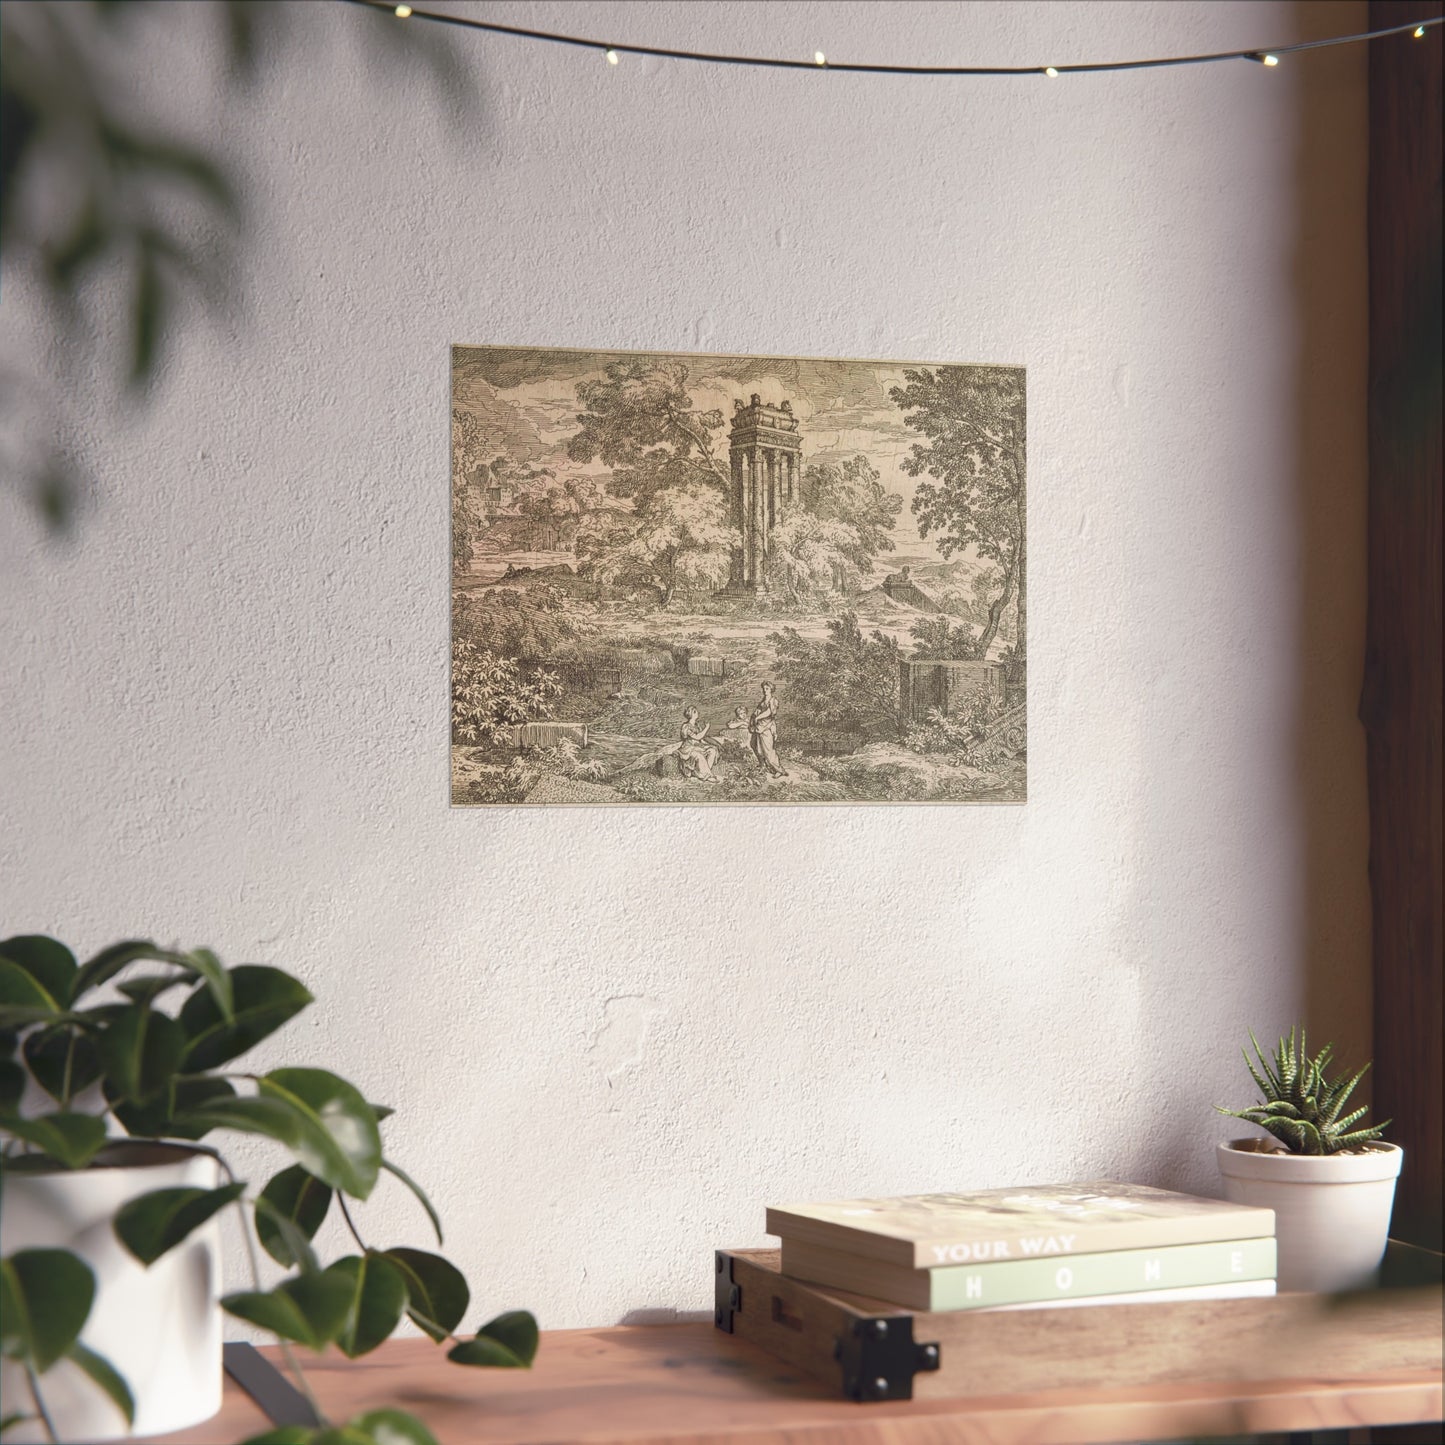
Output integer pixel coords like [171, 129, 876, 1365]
[479, 478, 516, 517]
[726, 395, 803, 592]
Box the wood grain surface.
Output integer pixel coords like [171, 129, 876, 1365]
[145, 1313, 1442, 1445]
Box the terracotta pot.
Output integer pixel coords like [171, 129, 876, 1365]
[1216, 1137, 1403, 1293]
[0, 1141, 224, 1441]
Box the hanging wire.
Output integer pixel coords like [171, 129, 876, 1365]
[341, 1, 1441, 77]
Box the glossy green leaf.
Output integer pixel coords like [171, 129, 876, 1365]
[238, 1430, 314, 1445]
[0, 1029, 17, 1059]
[147, 1076, 239, 1142]
[180, 948, 233, 1021]
[0, 961, 60, 1028]
[107, 1074, 237, 1142]
[0, 1262, 23, 1358]
[327, 1253, 407, 1359]
[97, 1006, 187, 1103]
[0, 1060, 24, 1114]
[258, 1069, 381, 1200]
[222, 1272, 353, 1351]
[256, 1165, 332, 1268]
[447, 1309, 538, 1369]
[0, 938, 76, 1008]
[0, 1248, 95, 1371]
[171, 1094, 308, 1157]
[68, 1341, 135, 1426]
[252, 1196, 320, 1276]
[0, 1112, 108, 1168]
[23, 1027, 102, 1103]
[177, 1083, 376, 1200]
[380, 1158, 442, 1246]
[382, 1248, 468, 1342]
[351, 1409, 440, 1445]
[370, 1103, 394, 1122]
[180, 966, 312, 1071]
[309, 1430, 373, 1445]
[72, 941, 181, 1000]
[113, 1182, 245, 1265]
[115, 975, 190, 1007]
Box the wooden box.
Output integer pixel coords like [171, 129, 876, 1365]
[715, 1243, 1444, 1404]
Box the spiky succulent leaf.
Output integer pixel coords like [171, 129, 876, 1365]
[1333, 1121, 1391, 1150]
[1242, 1046, 1273, 1102]
[1219, 1028, 1389, 1155]
[1330, 1104, 1370, 1134]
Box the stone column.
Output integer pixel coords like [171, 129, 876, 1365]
[729, 449, 745, 588]
[749, 448, 761, 586]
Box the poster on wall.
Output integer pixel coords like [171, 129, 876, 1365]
[451, 345, 1026, 806]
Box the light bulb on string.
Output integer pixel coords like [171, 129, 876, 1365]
[339, 3, 1441, 80]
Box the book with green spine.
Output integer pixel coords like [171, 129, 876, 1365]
[778, 1235, 1278, 1311]
[766, 1180, 1274, 1269]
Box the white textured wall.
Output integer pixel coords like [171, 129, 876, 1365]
[0, 1, 1370, 1330]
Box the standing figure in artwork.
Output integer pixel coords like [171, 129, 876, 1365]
[749, 681, 786, 778]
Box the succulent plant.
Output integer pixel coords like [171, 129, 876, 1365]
[1217, 1025, 1391, 1156]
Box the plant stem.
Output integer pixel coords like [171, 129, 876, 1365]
[24, 1364, 57, 1444]
[60, 1032, 77, 1109]
[337, 1194, 367, 1252]
[219, 1157, 326, 1427]
[335, 1197, 465, 1349]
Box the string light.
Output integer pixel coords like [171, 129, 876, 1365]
[341, 2, 1443, 78]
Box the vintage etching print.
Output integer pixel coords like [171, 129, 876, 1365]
[451, 346, 1026, 806]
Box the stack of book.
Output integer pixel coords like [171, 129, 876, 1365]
[766, 1181, 1277, 1312]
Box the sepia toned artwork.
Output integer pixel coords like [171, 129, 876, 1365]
[450, 345, 1026, 806]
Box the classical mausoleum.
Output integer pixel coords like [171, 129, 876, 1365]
[726, 394, 802, 592]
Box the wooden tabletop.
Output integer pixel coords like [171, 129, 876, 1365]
[150, 1321, 1443, 1445]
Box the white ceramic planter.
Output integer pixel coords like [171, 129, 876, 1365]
[1216, 1137, 1403, 1293]
[0, 1142, 224, 1442]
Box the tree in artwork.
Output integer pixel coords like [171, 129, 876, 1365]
[890, 366, 1026, 658]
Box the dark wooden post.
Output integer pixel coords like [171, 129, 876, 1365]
[1364, 0, 1443, 1263]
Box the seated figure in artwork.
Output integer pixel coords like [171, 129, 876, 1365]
[677, 706, 719, 781]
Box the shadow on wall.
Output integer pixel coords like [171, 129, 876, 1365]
[1135, 0, 1373, 1196]
[1287, 0, 1373, 1102]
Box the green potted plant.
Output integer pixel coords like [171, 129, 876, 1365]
[1215, 1025, 1402, 1293]
[0, 934, 536, 1444]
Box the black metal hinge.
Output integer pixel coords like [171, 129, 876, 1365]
[714, 1250, 742, 1332]
[833, 1313, 941, 1401]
